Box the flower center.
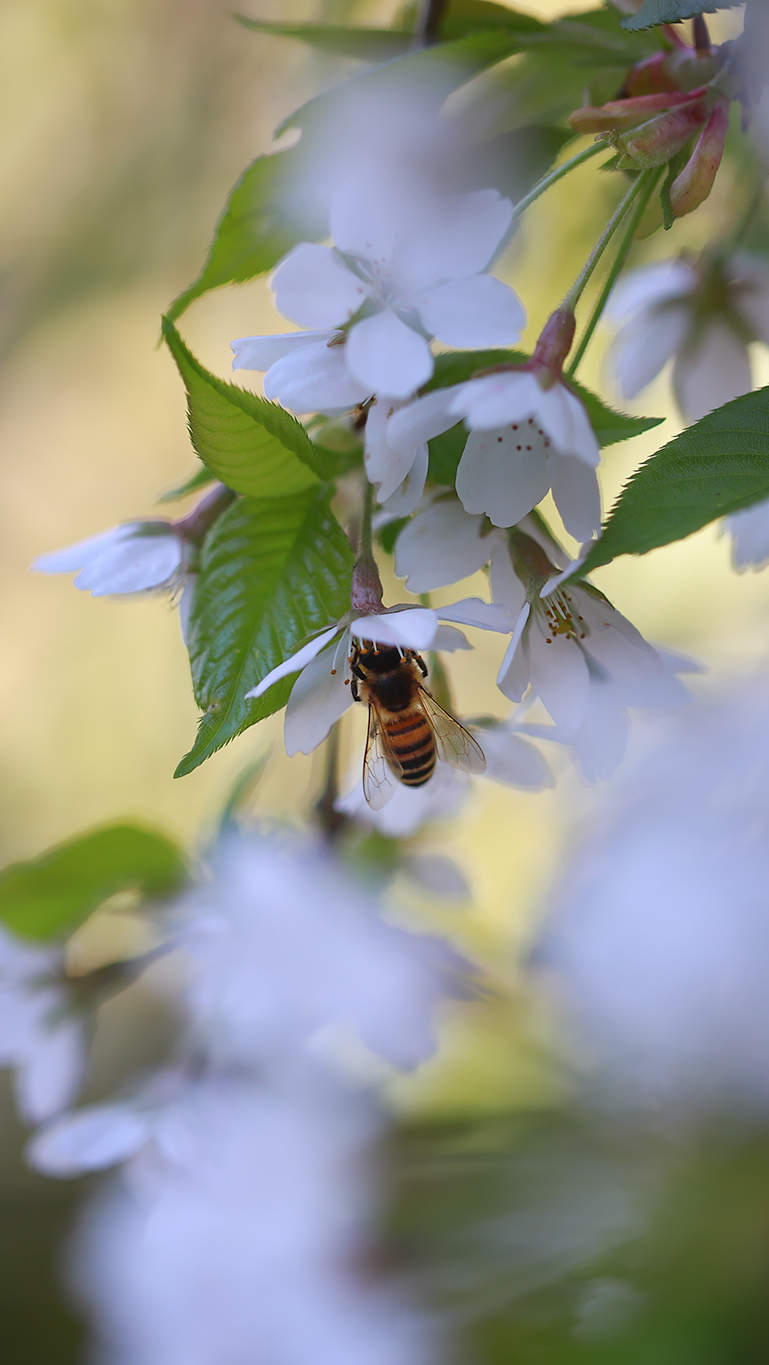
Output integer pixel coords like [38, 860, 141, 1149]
[539, 589, 587, 645]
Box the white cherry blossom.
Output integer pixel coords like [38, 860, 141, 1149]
[490, 537, 691, 734]
[245, 604, 473, 758]
[387, 369, 601, 541]
[33, 1075, 436, 1365]
[177, 834, 464, 1073]
[608, 253, 769, 422]
[537, 679, 769, 1110]
[33, 520, 190, 598]
[0, 925, 87, 1124]
[268, 174, 524, 401]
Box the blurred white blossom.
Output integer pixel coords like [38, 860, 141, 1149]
[537, 679, 769, 1110]
[47, 1075, 435, 1365]
[0, 925, 86, 1124]
[608, 254, 769, 422]
[724, 498, 769, 571]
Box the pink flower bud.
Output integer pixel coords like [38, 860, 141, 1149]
[618, 92, 711, 169]
[569, 89, 702, 135]
[623, 53, 682, 98]
[669, 99, 729, 218]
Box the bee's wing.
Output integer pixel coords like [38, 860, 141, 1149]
[362, 704, 401, 810]
[418, 689, 486, 775]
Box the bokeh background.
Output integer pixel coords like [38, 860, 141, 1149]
[0, 0, 760, 1356]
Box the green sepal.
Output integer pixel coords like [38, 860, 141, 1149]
[176, 488, 353, 776]
[157, 465, 216, 504]
[162, 317, 322, 498]
[578, 387, 769, 576]
[0, 824, 187, 941]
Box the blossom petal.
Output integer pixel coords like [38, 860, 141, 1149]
[607, 260, 697, 322]
[537, 384, 600, 467]
[439, 597, 512, 632]
[386, 388, 460, 451]
[283, 639, 353, 756]
[496, 603, 531, 700]
[412, 189, 514, 279]
[16, 1016, 87, 1125]
[478, 726, 554, 790]
[490, 543, 527, 619]
[451, 371, 538, 429]
[418, 275, 525, 348]
[245, 627, 339, 700]
[456, 426, 551, 527]
[346, 309, 434, 399]
[726, 497, 769, 571]
[612, 303, 690, 399]
[231, 331, 335, 372]
[549, 452, 602, 542]
[380, 442, 428, 517]
[272, 243, 369, 329]
[672, 320, 751, 422]
[351, 607, 437, 651]
[33, 526, 136, 575]
[27, 1103, 152, 1177]
[528, 619, 590, 729]
[263, 339, 370, 415]
[432, 624, 472, 651]
[394, 497, 503, 592]
[365, 397, 422, 504]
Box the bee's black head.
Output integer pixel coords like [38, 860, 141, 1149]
[356, 645, 403, 674]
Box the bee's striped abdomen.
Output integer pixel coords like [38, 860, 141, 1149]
[382, 709, 436, 787]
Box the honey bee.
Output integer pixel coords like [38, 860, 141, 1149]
[349, 641, 486, 809]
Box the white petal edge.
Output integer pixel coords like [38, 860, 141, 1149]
[27, 1104, 153, 1177]
[245, 626, 339, 700]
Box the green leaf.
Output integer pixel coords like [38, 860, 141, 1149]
[157, 465, 216, 504]
[423, 349, 663, 485]
[0, 824, 187, 940]
[162, 317, 322, 498]
[177, 488, 353, 776]
[235, 16, 414, 61]
[623, 0, 741, 31]
[579, 387, 769, 576]
[166, 146, 325, 322]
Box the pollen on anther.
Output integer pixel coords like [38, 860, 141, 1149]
[344, 678, 350, 685]
[330, 669, 337, 675]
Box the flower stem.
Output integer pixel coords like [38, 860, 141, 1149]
[731, 179, 766, 248]
[351, 478, 384, 613]
[412, 0, 448, 47]
[563, 172, 650, 314]
[509, 141, 608, 226]
[566, 167, 662, 378]
[176, 482, 236, 544]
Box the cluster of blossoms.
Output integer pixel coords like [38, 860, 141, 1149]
[9, 833, 466, 1364]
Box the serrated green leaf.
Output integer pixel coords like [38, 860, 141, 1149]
[177, 489, 353, 776]
[623, 0, 741, 32]
[423, 350, 663, 485]
[0, 824, 187, 940]
[157, 465, 216, 504]
[166, 147, 325, 322]
[578, 387, 769, 576]
[162, 318, 322, 498]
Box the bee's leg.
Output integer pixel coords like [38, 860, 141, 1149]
[414, 652, 428, 678]
[350, 660, 366, 682]
[350, 676, 359, 702]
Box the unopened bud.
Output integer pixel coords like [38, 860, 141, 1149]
[569, 89, 698, 135]
[669, 99, 729, 218]
[529, 308, 576, 385]
[616, 91, 711, 169]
